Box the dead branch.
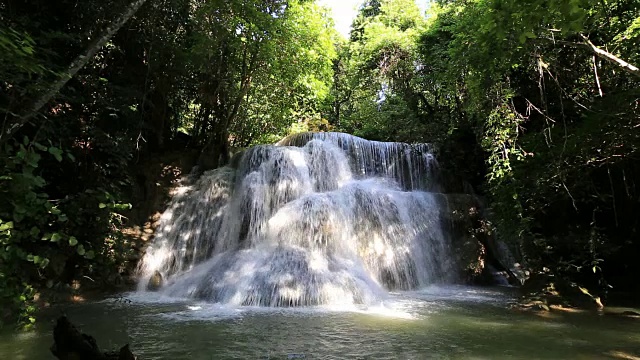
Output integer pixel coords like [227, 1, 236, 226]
[540, 35, 640, 79]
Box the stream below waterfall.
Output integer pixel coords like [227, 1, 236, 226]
[1, 286, 639, 359]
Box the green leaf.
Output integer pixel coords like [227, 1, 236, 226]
[99, 203, 107, 209]
[33, 176, 46, 187]
[25, 192, 37, 201]
[68, 236, 78, 246]
[84, 250, 95, 260]
[16, 145, 26, 160]
[67, 153, 76, 162]
[30, 226, 39, 237]
[13, 212, 25, 222]
[40, 258, 50, 269]
[50, 233, 62, 243]
[48, 147, 63, 162]
[518, 31, 535, 43]
[34, 142, 47, 151]
[23, 136, 29, 146]
[77, 245, 85, 256]
[24, 150, 41, 168]
[0, 222, 13, 231]
[114, 203, 133, 210]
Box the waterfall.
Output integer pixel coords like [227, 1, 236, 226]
[137, 132, 456, 307]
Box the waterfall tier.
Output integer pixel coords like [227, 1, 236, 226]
[137, 132, 456, 306]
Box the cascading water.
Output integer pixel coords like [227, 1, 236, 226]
[137, 132, 456, 307]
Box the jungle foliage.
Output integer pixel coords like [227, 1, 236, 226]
[334, 0, 640, 298]
[0, 0, 336, 328]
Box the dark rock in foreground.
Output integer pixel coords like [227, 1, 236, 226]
[51, 316, 136, 360]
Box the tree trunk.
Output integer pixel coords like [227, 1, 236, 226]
[0, 0, 149, 144]
[197, 125, 230, 172]
[146, 85, 171, 151]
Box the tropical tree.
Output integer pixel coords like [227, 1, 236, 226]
[416, 0, 640, 294]
[334, 0, 428, 142]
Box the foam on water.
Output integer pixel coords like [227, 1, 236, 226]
[111, 285, 510, 323]
[113, 293, 420, 322]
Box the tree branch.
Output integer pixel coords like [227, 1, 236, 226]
[0, 0, 149, 144]
[227, 42, 253, 125]
[580, 34, 640, 78]
[542, 35, 640, 79]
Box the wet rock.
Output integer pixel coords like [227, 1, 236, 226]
[51, 316, 136, 360]
[436, 193, 523, 286]
[147, 270, 163, 291]
[519, 273, 604, 311]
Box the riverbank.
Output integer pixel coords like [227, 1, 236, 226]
[513, 272, 640, 321]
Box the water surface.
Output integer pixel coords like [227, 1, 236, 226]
[1, 286, 639, 359]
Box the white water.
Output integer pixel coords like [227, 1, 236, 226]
[137, 132, 455, 307]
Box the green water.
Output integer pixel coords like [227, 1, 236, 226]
[1, 287, 638, 359]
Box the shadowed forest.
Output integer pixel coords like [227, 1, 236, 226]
[1, 0, 639, 329]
